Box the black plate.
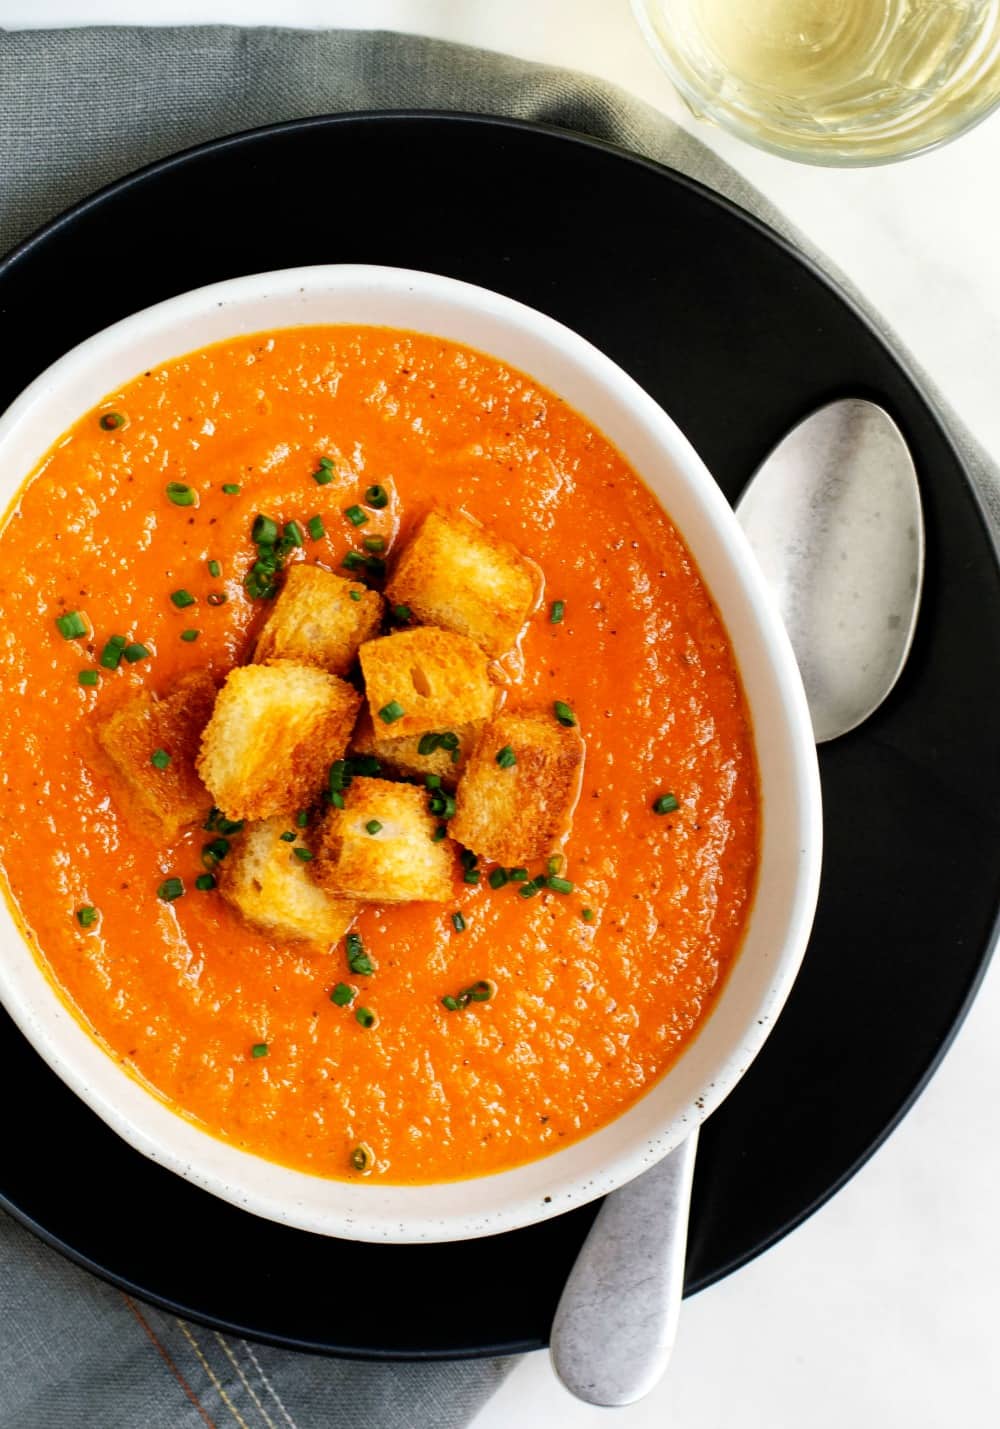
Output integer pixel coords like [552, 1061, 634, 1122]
[2, 114, 999, 1360]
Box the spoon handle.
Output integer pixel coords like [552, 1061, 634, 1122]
[549, 1128, 699, 1407]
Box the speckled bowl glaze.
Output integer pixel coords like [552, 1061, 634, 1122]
[0, 266, 822, 1243]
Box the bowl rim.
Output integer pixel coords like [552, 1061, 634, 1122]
[0, 263, 822, 1242]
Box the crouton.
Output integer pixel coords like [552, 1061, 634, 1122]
[197, 661, 360, 822]
[450, 709, 584, 865]
[217, 816, 356, 947]
[386, 509, 538, 657]
[97, 669, 218, 837]
[350, 708, 483, 788]
[358, 626, 496, 742]
[253, 563, 383, 676]
[313, 776, 458, 902]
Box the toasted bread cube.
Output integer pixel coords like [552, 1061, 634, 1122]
[253, 563, 383, 676]
[350, 709, 483, 788]
[359, 626, 496, 741]
[217, 816, 356, 947]
[97, 669, 218, 837]
[386, 509, 537, 657]
[314, 777, 458, 902]
[450, 710, 585, 865]
[197, 661, 360, 822]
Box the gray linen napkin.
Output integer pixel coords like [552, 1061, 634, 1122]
[0, 24, 997, 1429]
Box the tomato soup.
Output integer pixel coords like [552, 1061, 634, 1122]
[0, 327, 758, 1184]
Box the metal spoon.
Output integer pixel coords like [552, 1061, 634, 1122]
[550, 399, 924, 1405]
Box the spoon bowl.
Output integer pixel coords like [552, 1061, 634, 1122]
[736, 399, 924, 743]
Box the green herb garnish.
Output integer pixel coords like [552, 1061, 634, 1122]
[99, 634, 127, 668]
[553, 700, 576, 727]
[653, 793, 679, 815]
[56, 611, 87, 640]
[379, 700, 405, 724]
[452, 911, 466, 933]
[251, 1042, 269, 1058]
[195, 873, 217, 891]
[307, 515, 325, 541]
[180, 629, 200, 642]
[150, 749, 171, 770]
[99, 411, 125, 431]
[76, 906, 98, 928]
[550, 600, 565, 624]
[166, 482, 196, 507]
[157, 876, 184, 902]
[123, 642, 151, 663]
[496, 745, 516, 769]
[331, 982, 355, 1007]
[170, 589, 196, 609]
[365, 485, 389, 509]
[77, 670, 99, 688]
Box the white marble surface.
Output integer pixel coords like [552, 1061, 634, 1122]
[6, 3, 1000, 1426]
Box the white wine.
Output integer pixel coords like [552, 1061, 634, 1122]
[636, 0, 1000, 162]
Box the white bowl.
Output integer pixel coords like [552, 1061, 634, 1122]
[0, 265, 822, 1243]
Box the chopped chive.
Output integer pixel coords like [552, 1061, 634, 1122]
[547, 855, 563, 876]
[76, 905, 98, 928]
[195, 873, 217, 891]
[355, 1007, 376, 1029]
[379, 700, 405, 724]
[222, 482, 241, 495]
[581, 907, 595, 923]
[330, 791, 345, 809]
[351, 755, 381, 777]
[365, 485, 389, 509]
[202, 837, 230, 868]
[318, 456, 334, 470]
[519, 879, 541, 898]
[363, 535, 386, 554]
[279, 830, 296, 842]
[346, 932, 375, 977]
[78, 669, 99, 687]
[252, 515, 278, 545]
[431, 824, 447, 843]
[550, 600, 565, 624]
[349, 589, 362, 602]
[441, 995, 460, 1012]
[331, 982, 355, 1007]
[99, 634, 127, 668]
[292, 846, 313, 862]
[508, 867, 529, 882]
[207, 559, 221, 578]
[203, 809, 243, 835]
[157, 876, 184, 902]
[296, 810, 309, 828]
[180, 628, 200, 642]
[428, 792, 456, 819]
[166, 482, 196, 507]
[350, 1144, 371, 1172]
[496, 745, 516, 769]
[207, 592, 227, 606]
[390, 603, 411, 625]
[365, 820, 383, 836]
[546, 876, 574, 894]
[488, 868, 509, 889]
[452, 912, 466, 933]
[313, 463, 334, 486]
[344, 505, 368, 528]
[342, 550, 364, 571]
[150, 749, 171, 770]
[653, 793, 680, 815]
[251, 1042, 269, 1058]
[554, 700, 576, 727]
[418, 733, 438, 756]
[463, 869, 481, 885]
[284, 520, 304, 548]
[99, 411, 125, 431]
[55, 611, 87, 640]
[170, 589, 195, 609]
[123, 642, 151, 663]
[307, 516, 325, 541]
[467, 980, 494, 1003]
[426, 775, 442, 790]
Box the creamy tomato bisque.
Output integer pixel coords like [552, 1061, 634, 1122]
[0, 326, 759, 1184]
